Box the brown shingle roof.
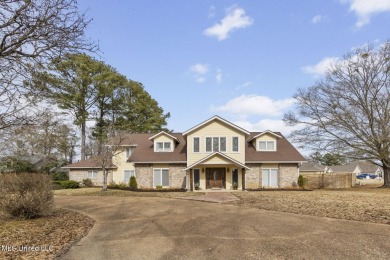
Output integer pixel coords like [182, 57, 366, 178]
[62, 157, 117, 169]
[299, 162, 328, 172]
[127, 133, 187, 163]
[245, 132, 305, 162]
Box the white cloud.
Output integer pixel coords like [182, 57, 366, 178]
[302, 57, 339, 77]
[311, 14, 326, 24]
[190, 63, 209, 75]
[216, 68, 222, 83]
[233, 119, 299, 134]
[203, 6, 254, 41]
[214, 94, 295, 117]
[340, 0, 390, 28]
[189, 63, 209, 83]
[235, 81, 252, 90]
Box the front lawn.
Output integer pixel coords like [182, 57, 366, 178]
[229, 188, 390, 225]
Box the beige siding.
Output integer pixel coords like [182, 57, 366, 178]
[154, 135, 175, 152]
[253, 133, 278, 151]
[187, 120, 246, 166]
[112, 148, 135, 184]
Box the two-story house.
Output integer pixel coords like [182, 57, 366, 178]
[64, 116, 305, 190]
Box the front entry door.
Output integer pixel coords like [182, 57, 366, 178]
[206, 168, 226, 189]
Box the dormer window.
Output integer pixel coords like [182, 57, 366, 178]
[156, 142, 172, 152]
[258, 141, 276, 151]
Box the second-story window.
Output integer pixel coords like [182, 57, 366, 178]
[156, 142, 171, 152]
[206, 137, 226, 152]
[193, 137, 200, 152]
[258, 141, 276, 151]
[232, 137, 239, 152]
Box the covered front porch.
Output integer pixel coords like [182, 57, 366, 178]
[185, 152, 250, 191]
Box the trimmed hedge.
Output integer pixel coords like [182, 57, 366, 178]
[60, 180, 79, 189]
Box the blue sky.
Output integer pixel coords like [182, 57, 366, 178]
[79, 0, 390, 133]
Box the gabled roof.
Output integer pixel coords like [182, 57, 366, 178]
[185, 152, 250, 170]
[62, 157, 117, 169]
[149, 131, 179, 143]
[245, 132, 306, 163]
[248, 130, 282, 142]
[299, 162, 328, 172]
[328, 164, 361, 173]
[183, 115, 250, 136]
[128, 133, 187, 163]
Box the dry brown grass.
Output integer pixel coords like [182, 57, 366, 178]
[54, 187, 204, 198]
[229, 187, 390, 225]
[0, 209, 94, 259]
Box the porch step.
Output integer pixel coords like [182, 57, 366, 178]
[211, 188, 223, 190]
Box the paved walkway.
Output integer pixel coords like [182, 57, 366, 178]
[177, 192, 240, 203]
[55, 195, 390, 260]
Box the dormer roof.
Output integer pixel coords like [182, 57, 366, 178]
[149, 131, 180, 143]
[247, 130, 282, 142]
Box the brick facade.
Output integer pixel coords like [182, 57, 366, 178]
[169, 164, 187, 188]
[245, 163, 261, 189]
[69, 169, 113, 186]
[279, 163, 299, 188]
[135, 164, 153, 188]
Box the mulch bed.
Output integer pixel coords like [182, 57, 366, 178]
[0, 208, 94, 259]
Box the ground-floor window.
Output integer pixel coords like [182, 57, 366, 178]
[124, 170, 135, 182]
[193, 169, 200, 187]
[87, 170, 98, 179]
[232, 169, 239, 185]
[153, 169, 169, 187]
[262, 169, 278, 187]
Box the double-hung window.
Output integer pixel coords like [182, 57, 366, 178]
[206, 137, 226, 152]
[87, 170, 98, 179]
[193, 137, 200, 152]
[258, 141, 276, 151]
[232, 137, 239, 152]
[153, 169, 169, 187]
[156, 142, 171, 152]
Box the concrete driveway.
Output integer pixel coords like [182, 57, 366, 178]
[55, 196, 390, 260]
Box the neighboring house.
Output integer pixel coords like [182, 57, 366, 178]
[349, 161, 383, 177]
[63, 116, 305, 190]
[299, 162, 330, 174]
[0, 155, 58, 173]
[328, 164, 361, 175]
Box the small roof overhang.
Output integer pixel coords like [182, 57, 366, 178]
[149, 131, 179, 143]
[248, 130, 282, 142]
[185, 152, 250, 171]
[183, 115, 250, 136]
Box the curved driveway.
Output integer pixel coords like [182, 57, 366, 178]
[55, 195, 390, 260]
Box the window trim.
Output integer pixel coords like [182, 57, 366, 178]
[193, 168, 201, 187]
[258, 140, 276, 151]
[231, 168, 239, 186]
[205, 136, 227, 153]
[232, 136, 239, 152]
[123, 169, 135, 182]
[262, 168, 279, 188]
[193, 137, 200, 153]
[153, 168, 170, 187]
[87, 170, 98, 179]
[155, 141, 173, 152]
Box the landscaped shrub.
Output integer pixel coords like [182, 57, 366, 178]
[60, 180, 80, 189]
[0, 173, 53, 219]
[108, 181, 118, 189]
[298, 175, 307, 189]
[82, 178, 94, 187]
[51, 172, 69, 181]
[155, 185, 163, 189]
[129, 176, 137, 191]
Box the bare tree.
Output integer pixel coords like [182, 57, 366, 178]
[284, 41, 390, 187]
[92, 132, 131, 192]
[0, 0, 96, 130]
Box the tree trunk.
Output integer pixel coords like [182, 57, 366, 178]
[81, 123, 86, 161]
[382, 162, 390, 188]
[102, 167, 107, 192]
